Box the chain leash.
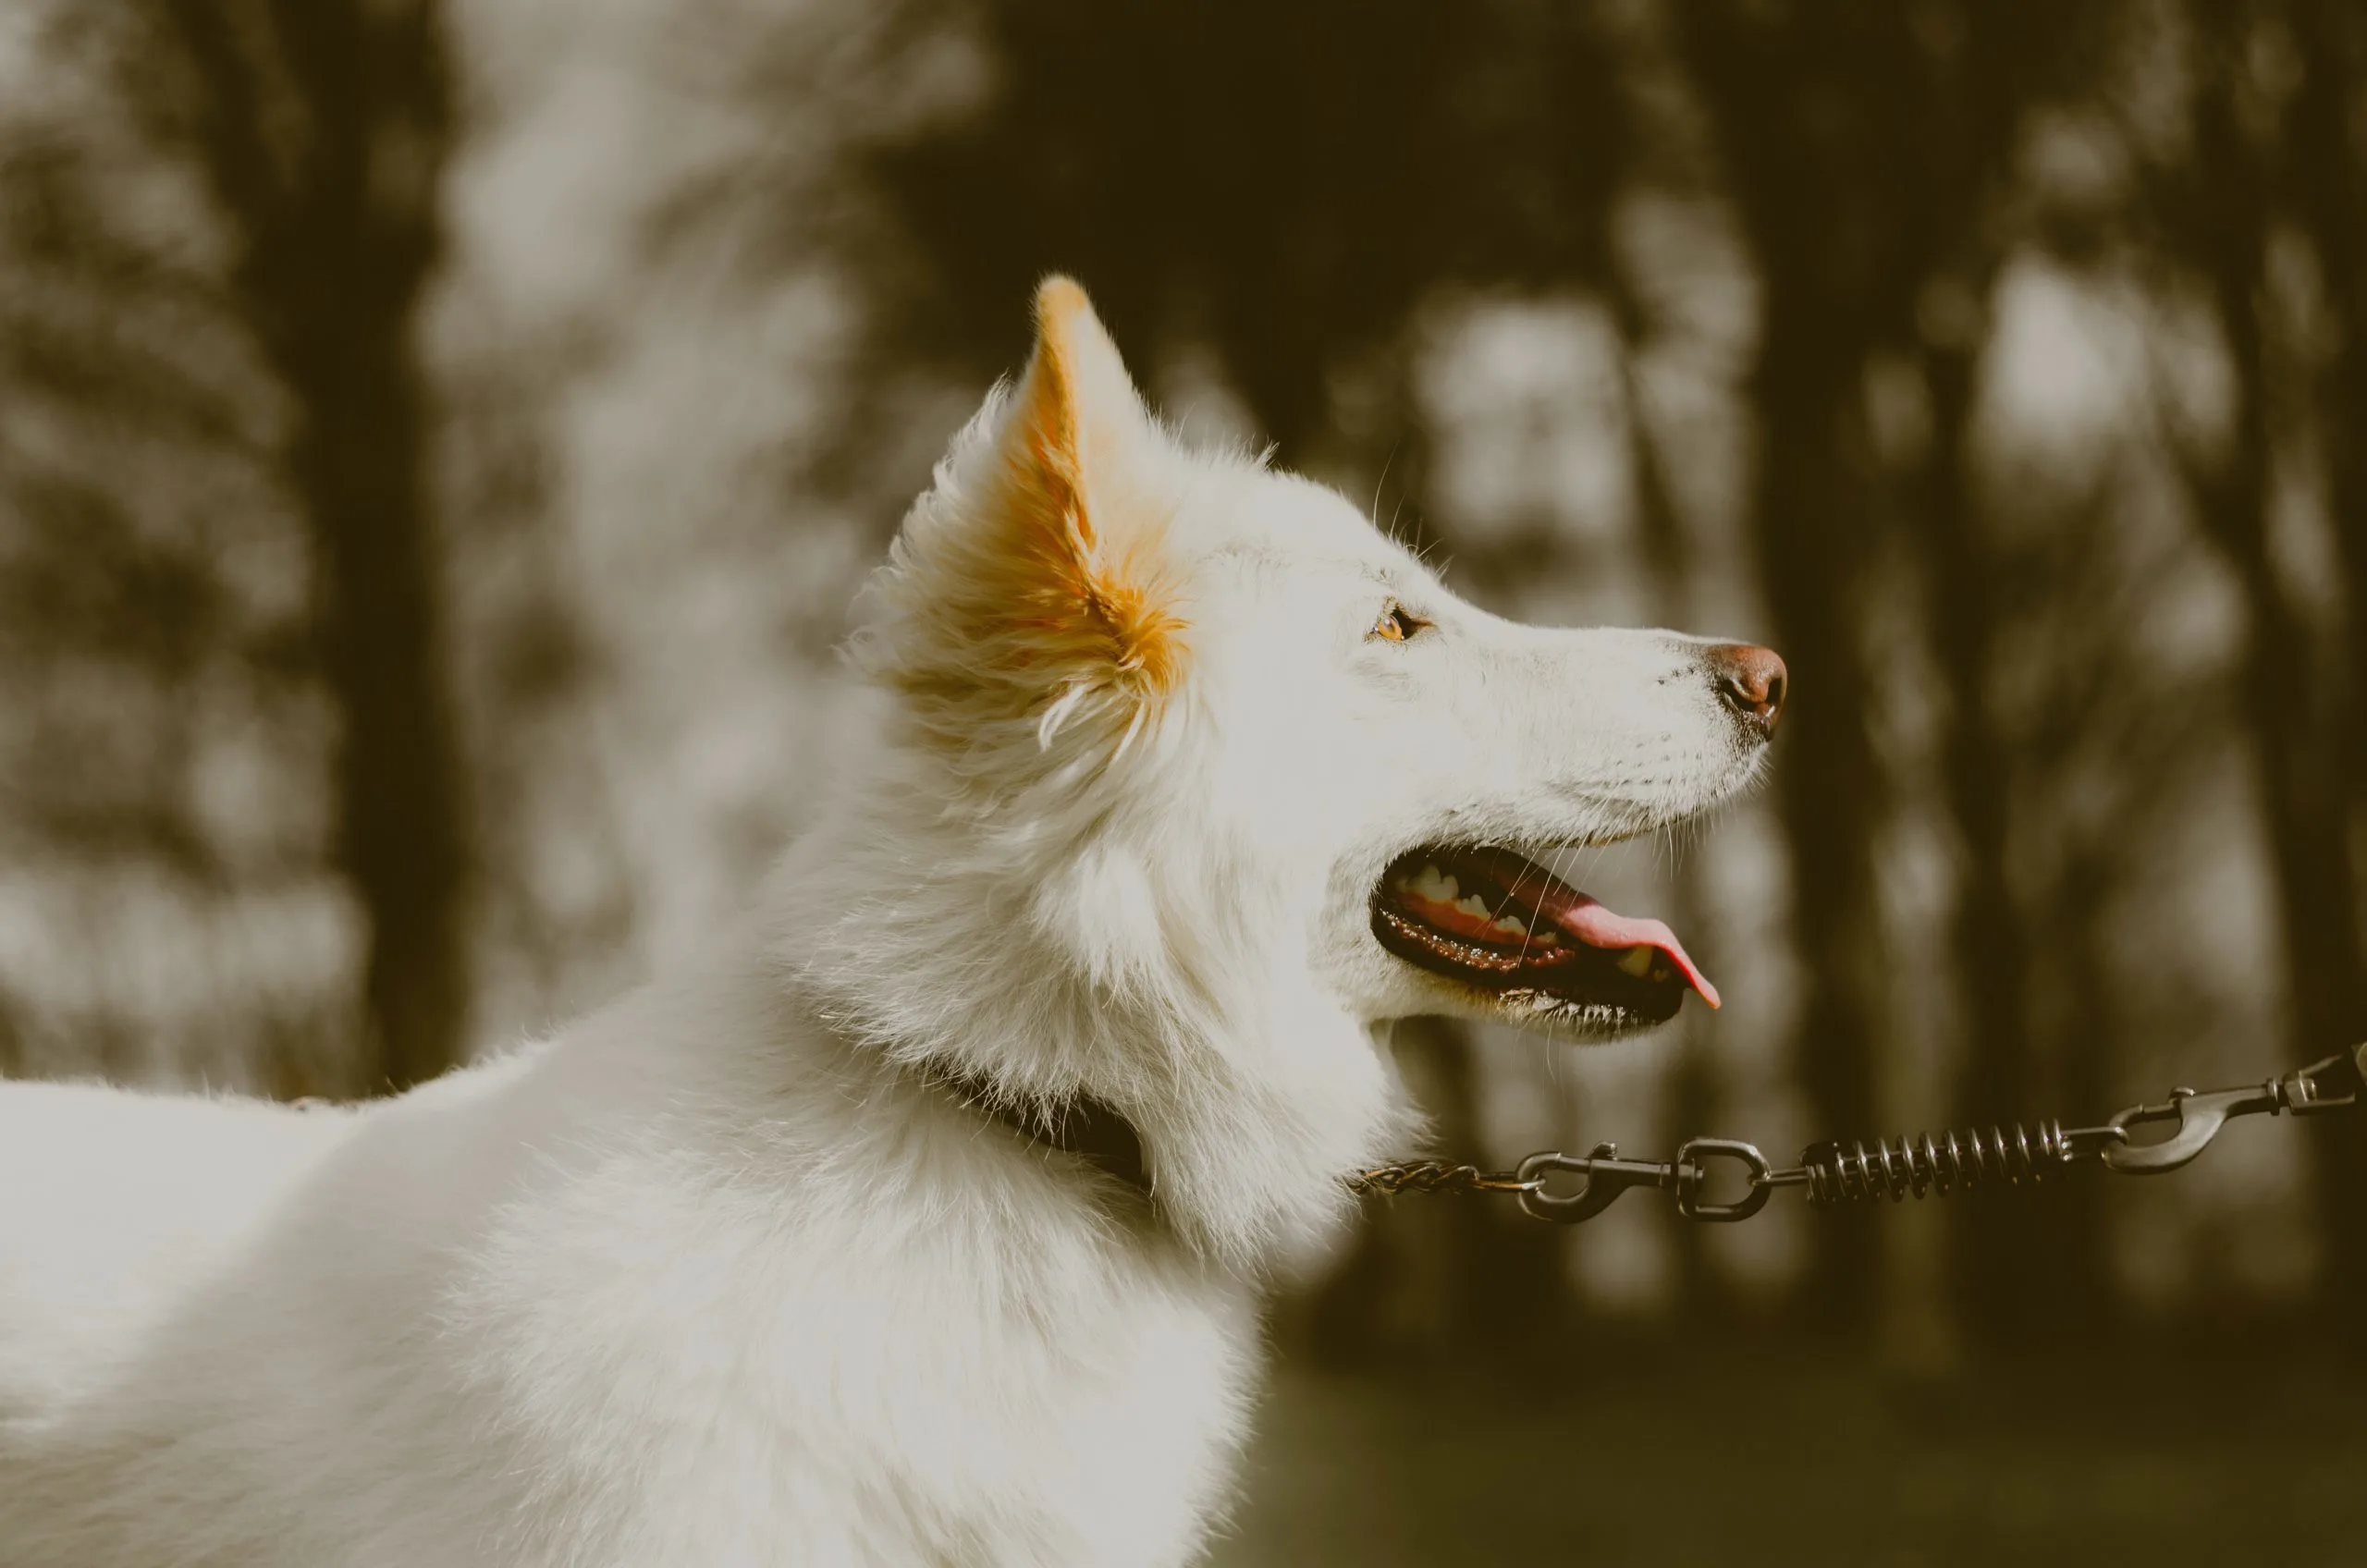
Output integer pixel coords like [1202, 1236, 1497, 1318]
[1344, 1041, 2367, 1225]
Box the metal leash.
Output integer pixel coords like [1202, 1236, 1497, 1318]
[1346, 1041, 2367, 1225]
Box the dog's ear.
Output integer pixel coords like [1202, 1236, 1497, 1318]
[873, 277, 1185, 756]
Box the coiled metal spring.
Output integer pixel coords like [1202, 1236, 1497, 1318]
[1799, 1121, 2075, 1207]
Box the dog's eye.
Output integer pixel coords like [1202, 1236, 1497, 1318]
[1370, 602, 1431, 643]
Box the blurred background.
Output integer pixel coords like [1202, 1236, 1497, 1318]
[5, 0, 2366, 1562]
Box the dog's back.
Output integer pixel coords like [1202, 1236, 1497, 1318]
[0, 1082, 359, 1427]
[0, 964, 1256, 1568]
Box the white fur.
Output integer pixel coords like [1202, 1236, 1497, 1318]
[0, 288, 1767, 1566]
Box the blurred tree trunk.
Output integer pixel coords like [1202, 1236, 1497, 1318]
[1919, 327, 2085, 1341]
[2167, 5, 2367, 1329]
[2234, 0, 2367, 1335]
[1685, 2, 2094, 1339]
[159, 0, 467, 1092]
[1610, 293, 1729, 1321]
[2287, 6, 2367, 760]
[1916, 11, 2113, 1342]
[1745, 314, 1889, 1334]
[1679, 7, 1931, 1333]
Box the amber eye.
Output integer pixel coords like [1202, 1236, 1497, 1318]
[1371, 602, 1431, 643]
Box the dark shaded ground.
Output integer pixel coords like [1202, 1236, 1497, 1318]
[1214, 1344, 2367, 1566]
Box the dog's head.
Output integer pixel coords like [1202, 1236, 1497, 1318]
[815, 279, 1779, 1256]
[852, 278, 1779, 1047]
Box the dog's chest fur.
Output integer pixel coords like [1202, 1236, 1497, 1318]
[0, 962, 1263, 1568]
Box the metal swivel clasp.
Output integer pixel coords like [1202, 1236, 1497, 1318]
[1516, 1139, 1772, 1224]
[2103, 1047, 2364, 1176]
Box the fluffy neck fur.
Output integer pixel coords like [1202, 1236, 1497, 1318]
[765, 710, 1417, 1272]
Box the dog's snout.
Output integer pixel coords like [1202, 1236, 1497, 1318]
[1704, 643, 1787, 738]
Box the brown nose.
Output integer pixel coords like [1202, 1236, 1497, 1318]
[1704, 643, 1787, 737]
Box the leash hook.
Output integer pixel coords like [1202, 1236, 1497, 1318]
[1516, 1143, 1674, 1223]
[2103, 1084, 2278, 1174]
[1514, 1139, 1774, 1223]
[2103, 1045, 2367, 1175]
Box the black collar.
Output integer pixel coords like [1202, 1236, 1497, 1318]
[932, 1067, 1156, 1207]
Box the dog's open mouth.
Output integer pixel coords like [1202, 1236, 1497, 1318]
[1371, 846, 1718, 1026]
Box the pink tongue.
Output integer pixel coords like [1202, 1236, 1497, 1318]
[1545, 895, 1721, 1010]
[1468, 850, 1719, 1008]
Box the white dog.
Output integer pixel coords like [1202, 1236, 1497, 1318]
[0, 279, 1783, 1565]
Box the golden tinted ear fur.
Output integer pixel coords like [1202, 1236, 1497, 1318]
[869, 277, 1185, 762]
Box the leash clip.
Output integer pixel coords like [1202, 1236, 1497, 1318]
[1515, 1139, 1772, 1224]
[1516, 1144, 1673, 1223]
[2103, 1047, 2363, 1176]
[2103, 1084, 2279, 1174]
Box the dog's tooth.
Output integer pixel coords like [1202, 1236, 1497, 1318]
[1454, 894, 1494, 920]
[1615, 945, 1655, 978]
[1407, 865, 1460, 904]
[1490, 915, 1529, 937]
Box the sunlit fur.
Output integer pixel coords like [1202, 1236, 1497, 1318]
[0, 279, 1767, 1566]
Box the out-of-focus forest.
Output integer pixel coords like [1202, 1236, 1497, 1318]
[5, 1, 2366, 1561]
